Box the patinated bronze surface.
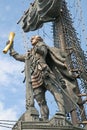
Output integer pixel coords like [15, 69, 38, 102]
[9, 35, 68, 120]
[18, 0, 63, 32]
[7, 35, 79, 123]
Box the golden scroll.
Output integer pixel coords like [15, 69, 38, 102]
[3, 32, 15, 54]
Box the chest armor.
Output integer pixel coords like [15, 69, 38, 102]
[31, 45, 47, 71]
[29, 45, 47, 88]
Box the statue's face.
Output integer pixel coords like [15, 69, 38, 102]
[31, 36, 38, 46]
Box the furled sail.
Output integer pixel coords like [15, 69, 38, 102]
[18, 0, 63, 32]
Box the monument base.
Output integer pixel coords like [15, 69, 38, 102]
[12, 109, 86, 130]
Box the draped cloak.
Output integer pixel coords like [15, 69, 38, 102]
[46, 46, 78, 113]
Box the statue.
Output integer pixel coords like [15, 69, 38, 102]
[7, 35, 66, 120]
[4, 35, 78, 121]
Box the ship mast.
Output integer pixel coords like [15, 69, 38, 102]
[53, 0, 87, 125]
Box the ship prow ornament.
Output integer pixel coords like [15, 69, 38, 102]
[4, 0, 87, 130]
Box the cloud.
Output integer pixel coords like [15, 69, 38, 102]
[0, 33, 8, 39]
[0, 101, 17, 130]
[5, 5, 11, 12]
[0, 55, 24, 88]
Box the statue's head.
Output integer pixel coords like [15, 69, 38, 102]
[30, 35, 43, 46]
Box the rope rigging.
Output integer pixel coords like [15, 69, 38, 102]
[52, 0, 87, 125]
[67, 0, 87, 120]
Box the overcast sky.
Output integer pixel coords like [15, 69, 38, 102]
[0, 0, 87, 130]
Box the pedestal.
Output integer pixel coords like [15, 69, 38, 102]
[12, 112, 86, 130]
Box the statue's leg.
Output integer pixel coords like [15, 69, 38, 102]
[34, 86, 49, 120]
[70, 109, 78, 126]
[45, 78, 65, 115]
[65, 80, 79, 125]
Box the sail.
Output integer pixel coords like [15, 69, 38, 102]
[18, 0, 63, 32]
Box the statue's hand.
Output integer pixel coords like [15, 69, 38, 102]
[10, 41, 14, 49]
[6, 40, 14, 48]
[6, 40, 14, 53]
[35, 46, 44, 55]
[6, 40, 10, 45]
